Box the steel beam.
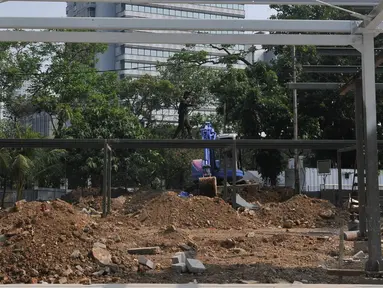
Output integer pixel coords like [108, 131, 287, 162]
[0, 17, 360, 34]
[337, 151, 342, 207]
[361, 33, 382, 272]
[4, 0, 379, 4]
[340, 51, 383, 96]
[354, 79, 367, 238]
[355, 1, 383, 35]
[1, 138, 383, 150]
[287, 82, 383, 90]
[302, 65, 383, 74]
[315, 47, 382, 56]
[0, 31, 361, 46]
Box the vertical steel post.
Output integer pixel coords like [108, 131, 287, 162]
[107, 146, 112, 215]
[223, 149, 228, 200]
[337, 151, 342, 207]
[292, 45, 300, 194]
[102, 140, 107, 218]
[355, 79, 367, 237]
[231, 142, 237, 207]
[361, 33, 382, 271]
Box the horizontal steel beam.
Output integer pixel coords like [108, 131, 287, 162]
[0, 31, 361, 46]
[4, 0, 379, 4]
[108, 139, 383, 150]
[302, 65, 383, 73]
[315, 47, 382, 56]
[0, 18, 360, 34]
[338, 145, 357, 153]
[0, 139, 383, 150]
[287, 82, 383, 90]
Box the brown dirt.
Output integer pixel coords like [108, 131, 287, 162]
[0, 191, 359, 285]
[133, 191, 254, 229]
[250, 195, 347, 229]
[238, 186, 296, 204]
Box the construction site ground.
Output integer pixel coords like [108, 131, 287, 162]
[0, 186, 368, 285]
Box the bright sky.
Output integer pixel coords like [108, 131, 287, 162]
[0, 2, 274, 19]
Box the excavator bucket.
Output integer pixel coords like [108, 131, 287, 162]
[198, 176, 217, 197]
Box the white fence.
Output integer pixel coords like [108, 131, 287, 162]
[250, 168, 383, 192]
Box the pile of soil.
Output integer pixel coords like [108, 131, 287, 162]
[252, 195, 344, 228]
[77, 196, 126, 213]
[61, 187, 100, 204]
[0, 199, 106, 284]
[239, 186, 295, 204]
[133, 192, 254, 229]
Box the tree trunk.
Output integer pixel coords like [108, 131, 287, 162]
[1, 177, 6, 208]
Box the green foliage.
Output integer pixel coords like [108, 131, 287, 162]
[269, 5, 382, 168]
[211, 63, 291, 184]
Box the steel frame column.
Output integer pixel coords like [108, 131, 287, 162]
[337, 151, 342, 207]
[361, 32, 382, 271]
[355, 79, 367, 237]
[231, 143, 237, 207]
[102, 141, 108, 218]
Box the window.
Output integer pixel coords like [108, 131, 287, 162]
[144, 6, 150, 12]
[120, 60, 125, 70]
[139, 5, 145, 12]
[87, 7, 96, 17]
[120, 45, 125, 55]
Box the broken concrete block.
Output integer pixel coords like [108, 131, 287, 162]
[186, 258, 206, 273]
[353, 250, 367, 259]
[128, 246, 160, 255]
[93, 242, 107, 249]
[172, 252, 186, 264]
[172, 263, 187, 273]
[92, 247, 112, 265]
[138, 256, 154, 269]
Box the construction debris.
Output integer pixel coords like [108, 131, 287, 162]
[0, 189, 356, 284]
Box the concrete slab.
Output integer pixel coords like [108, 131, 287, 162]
[186, 258, 206, 273]
[354, 241, 368, 253]
[171, 263, 186, 273]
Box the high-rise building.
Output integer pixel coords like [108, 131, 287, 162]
[66, 3, 246, 78]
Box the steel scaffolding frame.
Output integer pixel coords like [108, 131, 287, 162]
[2, 0, 383, 272]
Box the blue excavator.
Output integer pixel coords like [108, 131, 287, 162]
[191, 122, 244, 198]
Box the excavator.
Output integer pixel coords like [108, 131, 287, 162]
[191, 122, 244, 198]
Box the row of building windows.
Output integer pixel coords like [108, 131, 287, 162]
[120, 47, 241, 59]
[123, 4, 243, 19]
[118, 44, 246, 57]
[201, 3, 244, 10]
[120, 56, 221, 71]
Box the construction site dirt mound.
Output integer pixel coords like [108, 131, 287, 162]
[0, 199, 98, 284]
[132, 192, 255, 229]
[77, 195, 126, 213]
[238, 186, 295, 204]
[249, 195, 345, 228]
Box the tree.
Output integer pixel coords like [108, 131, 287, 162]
[211, 63, 291, 185]
[62, 93, 162, 188]
[27, 42, 110, 138]
[0, 42, 44, 122]
[157, 50, 218, 138]
[268, 4, 383, 168]
[118, 75, 174, 127]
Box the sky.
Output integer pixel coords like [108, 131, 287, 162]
[0, 2, 274, 19]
